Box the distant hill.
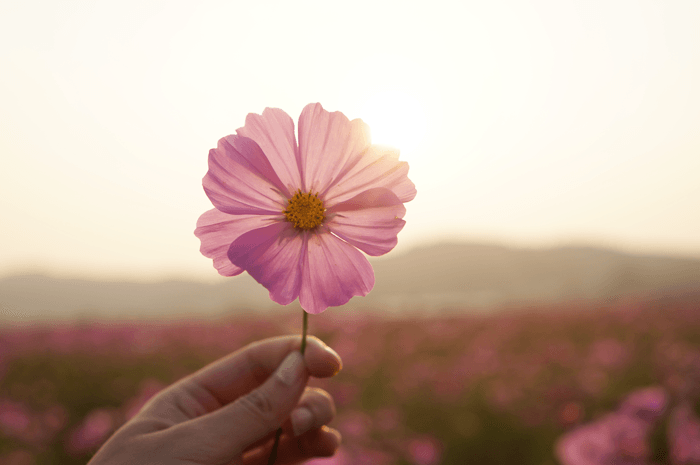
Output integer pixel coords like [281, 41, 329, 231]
[369, 243, 700, 310]
[2, 243, 700, 322]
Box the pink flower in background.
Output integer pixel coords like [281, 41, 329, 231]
[407, 435, 443, 465]
[559, 401, 585, 427]
[0, 399, 31, 438]
[555, 413, 649, 465]
[618, 386, 667, 424]
[42, 404, 68, 434]
[66, 409, 115, 455]
[588, 338, 629, 369]
[555, 386, 667, 465]
[668, 403, 700, 465]
[337, 410, 372, 440]
[195, 103, 415, 314]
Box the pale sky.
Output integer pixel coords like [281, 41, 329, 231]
[1, 0, 699, 281]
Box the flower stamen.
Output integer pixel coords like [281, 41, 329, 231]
[284, 190, 326, 230]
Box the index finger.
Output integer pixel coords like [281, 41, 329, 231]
[175, 335, 342, 412]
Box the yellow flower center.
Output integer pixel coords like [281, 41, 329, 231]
[284, 190, 326, 230]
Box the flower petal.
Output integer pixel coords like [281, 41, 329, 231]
[194, 209, 276, 277]
[203, 135, 289, 215]
[227, 222, 304, 306]
[326, 187, 406, 256]
[298, 230, 374, 314]
[236, 107, 302, 194]
[323, 144, 417, 208]
[297, 102, 372, 194]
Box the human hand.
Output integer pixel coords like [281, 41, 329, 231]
[88, 335, 343, 465]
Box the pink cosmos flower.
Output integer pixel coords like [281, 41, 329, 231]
[555, 412, 650, 465]
[0, 399, 31, 437]
[195, 103, 416, 314]
[554, 387, 668, 465]
[618, 386, 667, 424]
[407, 435, 443, 465]
[668, 403, 700, 465]
[66, 408, 114, 455]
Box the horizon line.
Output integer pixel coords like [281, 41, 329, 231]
[3, 239, 700, 284]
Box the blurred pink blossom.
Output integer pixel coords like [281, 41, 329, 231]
[559, 402, 585, 427]
[471, 342, 498, 371]
[555, 386, 667, 465]
[407, 435, 442, 465]
[618, 386, 667, 424]
[66, 408, 115, 455]
[588, 338, 629, 369]
[487, 380, 522, 410]
[42, 404, 69, 435]
[668, 403, 700, 465]
[0, 399, 31, 437]
[337, 411, 372, 440]
[555, 412, 650, 465]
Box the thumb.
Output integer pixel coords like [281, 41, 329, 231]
[178, 351, 309, 459]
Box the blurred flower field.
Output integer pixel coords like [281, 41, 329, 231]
[1, 291, 700, 465]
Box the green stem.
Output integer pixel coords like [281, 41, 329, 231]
[267, 310, 308, 465]
[300, 311, 309, 355]
[266, 428, 283, 465]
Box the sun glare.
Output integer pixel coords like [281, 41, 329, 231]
[359, 90, 427, 155]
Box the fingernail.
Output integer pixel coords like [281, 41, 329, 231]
[275, 352, 304, 386]
[327, 427, 342, 447]
[290, 407, 314, 436]
[323, 345, 343, 373]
